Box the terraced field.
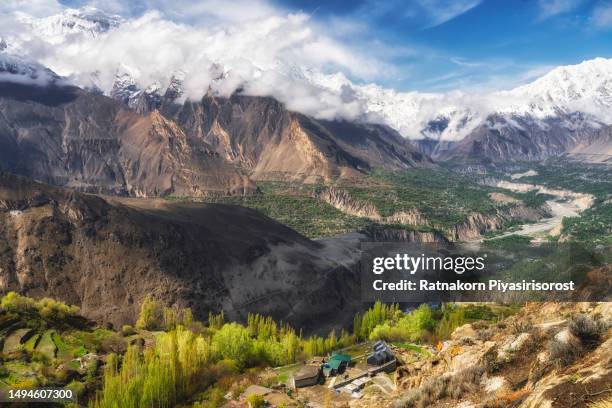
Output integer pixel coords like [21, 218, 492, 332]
[0, 297, 125, 396]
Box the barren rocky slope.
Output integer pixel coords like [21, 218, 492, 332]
[164, 93, 431, 183]
[383, 300, 612, 408]
[437, 113, 598, 164]
[0, 75, 431, 196]
[0, 82, 254, 197]
[0, 172, 361, 331]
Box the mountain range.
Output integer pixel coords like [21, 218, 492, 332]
[2, 6, 612, 165]
[0, 59, 428, 197]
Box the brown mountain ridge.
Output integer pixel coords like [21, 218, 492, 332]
[0, 81, 431, 197]
[0, 171, 361, 330]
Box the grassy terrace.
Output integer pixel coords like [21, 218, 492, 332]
[170, 168, 527, 238]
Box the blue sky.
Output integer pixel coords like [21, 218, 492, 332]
[57, 0, 612, 92]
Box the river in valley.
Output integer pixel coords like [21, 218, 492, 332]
[492, 175, 595, 241]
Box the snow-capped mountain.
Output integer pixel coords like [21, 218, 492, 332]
[15, 7, 123, 45]
[0, 53, 61, 85]
[2, 5, 611, 162]
[499, 58, 612, 119]
[298, 68, 481, 141]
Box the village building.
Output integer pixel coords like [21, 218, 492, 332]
[291, 365, 322, 388]
[366, 341, 396, 368]
[322, 353, 352, 377]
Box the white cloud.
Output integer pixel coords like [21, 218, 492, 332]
[2, 0, 609, 142]
[355, 0, 480, 28]
[416, 0, 481, 27]
[73, 0, 281, 24]
[592, 3, 612, 28]
[0, 3, 390, 120]
[0, 0, 63, 16]
[537, 0, 585, 20]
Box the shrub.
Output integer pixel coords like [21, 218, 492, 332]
[463, 305, 495, 320]
[121, 325, 136, 336]
[1, 292, 79, 322]
[37, 298, 80, 321]
[370, 304, 436, 343]
[246, 394, 265, 408]
[510, 319, 534, 335]
[1, 292, 36, 312]
[99, 334, 126, 354]
[212, 324, 252, 369]
[195, 387, 225, 408]
[67, 380, 86, 399]
[548, 337, 581, 366]
[569, 314, 604, 342]
[393, 366, 484, 408]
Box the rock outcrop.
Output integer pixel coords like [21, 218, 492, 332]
[447, 204, 551, 241]
[392, 302, 612, 408]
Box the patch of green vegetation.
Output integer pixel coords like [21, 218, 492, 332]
[355, 302, 518, 344]
[514, 190, 556, 209]
[37, 330, 57, 359]
[171, 181, 371, 238]
[562, 202, 612, 245]
[52, 331, 78, 361]
[341, 168, 503, 229]
[519, 160, 611, 199]
[169, 168, 539, 238]
[391, 342, 432, 357]
[273, 363, 301, 385]
[23, 333, 40, 351]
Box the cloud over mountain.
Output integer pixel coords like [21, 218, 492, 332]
[1, 3, 389, 121]
[2, 2, 612, 144]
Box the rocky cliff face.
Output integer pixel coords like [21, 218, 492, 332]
[166, 94, 432, 183]
[315, 187, 381, 218]
[0, 173, 361, 331]
[315, 186, 548, 242]
[0, 79, 432, 195]
[365, 226, 448, 243]
[0, 82, 255, 197]
[567, 123, 612, 163]
[447, 204, 551, 242]
[316, 187, 429, 228]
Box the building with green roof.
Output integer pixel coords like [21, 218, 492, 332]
[322, 353, 352, 377]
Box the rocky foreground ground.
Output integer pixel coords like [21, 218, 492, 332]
[356, 302, 612, 408]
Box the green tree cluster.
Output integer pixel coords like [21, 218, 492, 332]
[1, 291, 80, 321]
[353, 301, 400, 340]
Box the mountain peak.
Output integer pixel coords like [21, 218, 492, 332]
[18, 6, 123, 44]
[0, 53, 61, 85]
